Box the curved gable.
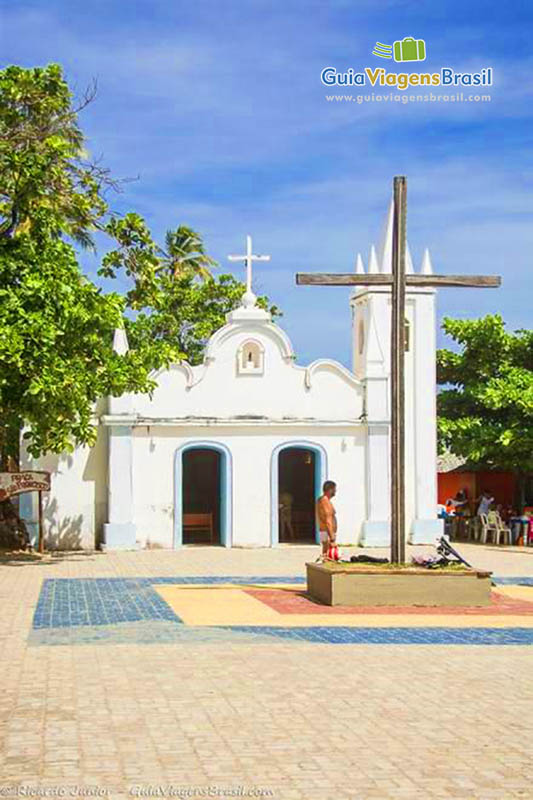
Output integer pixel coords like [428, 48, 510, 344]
[132, 307, 364, 422]
[205, 319, 295, 364]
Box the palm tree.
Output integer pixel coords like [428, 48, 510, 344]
[159, 226, 216, 280]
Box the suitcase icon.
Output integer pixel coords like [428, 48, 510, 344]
[393, 37, 426, 62]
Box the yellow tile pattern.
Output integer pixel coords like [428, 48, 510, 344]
[494, 584, 533, 601]
[154, 585, 533, 629]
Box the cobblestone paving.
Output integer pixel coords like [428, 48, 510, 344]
[1, 544, 533, 799]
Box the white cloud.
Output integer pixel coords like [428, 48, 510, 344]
[3, 4, 532, 367]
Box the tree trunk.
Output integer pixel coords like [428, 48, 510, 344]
[0, 428, 29, 549]
[0, 498, 31, 550]
[514, 470, 527, 513]
[0, 420, 21, 472]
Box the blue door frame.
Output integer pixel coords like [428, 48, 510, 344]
[174, 442, 233, 548]
[270, 441, 328, 547]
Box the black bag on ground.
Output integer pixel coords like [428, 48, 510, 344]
[350, 555, 389, 564]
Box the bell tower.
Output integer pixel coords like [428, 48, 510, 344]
[351, 202, 441, 546]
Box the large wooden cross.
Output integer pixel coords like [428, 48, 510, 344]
[296, 176, 501, 563]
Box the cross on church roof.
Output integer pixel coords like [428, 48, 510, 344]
[228, 235, 271, 302]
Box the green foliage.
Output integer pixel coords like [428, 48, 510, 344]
[161, 226, 217, 281]
[100, 213, 280, 365]
[0, 64, 281, 462]
[437, 315, 533, 474]
[102, 214, 162, 309]
[0, 231, 177, 459]
[127, 273, 279, 367]
[0, 64, 108, 246]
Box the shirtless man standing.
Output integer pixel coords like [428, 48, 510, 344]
[316, 480, 337, 557]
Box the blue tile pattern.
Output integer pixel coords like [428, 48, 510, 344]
[30, 575, 533, 647]
[492, 577, 533, 586]
[28, 620, 279, 647]
[33, 576, 305, 629]
[33, 577, 183, 628]
[223, 625, 533, 645]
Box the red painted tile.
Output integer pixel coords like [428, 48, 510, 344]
[244, 588, 533, 616]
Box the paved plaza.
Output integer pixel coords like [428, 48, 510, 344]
[1, 543, 533, 799]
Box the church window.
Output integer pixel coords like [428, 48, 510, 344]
[237, 340, 264, 374]
[404, 318, 411, 352]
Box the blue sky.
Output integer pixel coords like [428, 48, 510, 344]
[2, 0, 532, 367]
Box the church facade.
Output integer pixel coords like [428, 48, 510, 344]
[20, 205, 443, 550]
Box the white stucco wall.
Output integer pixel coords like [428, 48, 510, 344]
[131, 317, 363, 422]
[20, 310, 367, 550]
[19, 415, 108, 550]
[19, 269, 440, 551]
[352, 282, 441, 545]
[130, 424, 367, 548]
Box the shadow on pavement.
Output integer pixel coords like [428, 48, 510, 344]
[0, 548, 102, 566]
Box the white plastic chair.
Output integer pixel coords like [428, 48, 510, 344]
[493, 512, 511, 546]
[479, 513, 498, 544]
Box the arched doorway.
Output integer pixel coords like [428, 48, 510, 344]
[271, 443, 327, 546]
[174, 443, 232, 547]
[182, 448, 221, 544]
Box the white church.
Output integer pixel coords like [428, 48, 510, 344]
[20, 202, 443, 550]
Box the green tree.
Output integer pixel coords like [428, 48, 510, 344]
[128, 272, 278, 366]
[0, 229, 177, 463]
[0, 63, 280, 471]
[101, 214, 280, 366]
[437, 314, 533, 506]
[0, 64, 109, 246]
[0, 64, 176, 466]
[161, 226, 217, 280]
